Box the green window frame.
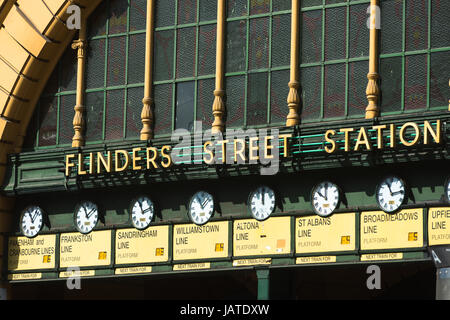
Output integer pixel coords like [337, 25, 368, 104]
[152, 0, 218, 137]
[379, 0, 450, 115]
[224, 0, 292, 129]
[299, 0, 371, 122]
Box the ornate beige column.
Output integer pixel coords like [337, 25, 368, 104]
[365, 0, 380, 119]
[211, 0, 226, 133]
[71, 17, 87, 147]
[140, 0, 155, 140]
[286, 0, 300, 127]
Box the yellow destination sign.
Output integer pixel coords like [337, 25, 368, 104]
[173, 221, 229, 261]
[115, 226, 169, 264]
[428, 208, 450, 245]
[295, 213, 356, 254]
[360, 209, 423, 250]
[60, 230, 112, 268]
[8, 235, 56, 271]
[233, 216, 291, 257]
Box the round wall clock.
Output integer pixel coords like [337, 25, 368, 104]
[20, 205, 44, 238]
[188, 191, 214, 225]
[311, 181, 340, 217]
[376, 176, 406, 213]
[74, 201, 99, 234]
[130, 196, 154, 230]
[248, 185, 276, 221]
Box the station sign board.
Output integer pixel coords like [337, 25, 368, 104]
[360, 209, 423, 250]
[115, 226, 169, 264]
[173, 221, 229, 261]
[59, 230, 112, 268]
[7, 234, 56, 271]
[295, 213, 356, 254]
[233, 216, 291, 257]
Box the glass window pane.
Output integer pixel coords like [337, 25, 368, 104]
[225, 75, 245, 129]
[271, 14, 291, 68]
[301, 10, 322, 64]
[404, 54, 427, 111]
[126, 87, 144, 139]
[249, 17, 270, 70]
[107, 36, 127, 87]
[85, 91, 105, 141]
[226, 20, 247, 73]
[38, 97, 58, 146]
[430, 51, 450, 108]
[405, 0, 428, 52]
[105, 89, 125, 140]
[59, 95, 76, 145]
[178, 0, 198, 25]
[380, 57, 403, 114]
[198, 24, 217, 76]
[247, 73, 268, 126]
[323, 64, 345, 118]
[175, 81, 195, 131]
[154, 84, 174, 136]
[176, 27, 197, 78]
[325, 7, 347, 61]
[300, 66, 322, 121]
[349, 4, 369, 58]
[154, 30, 175, 81]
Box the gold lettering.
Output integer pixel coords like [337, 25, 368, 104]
[65, 154, 75, 176]
[146, 147, 158, 169]
[161, 146, 172, 168]
[264, 135, 274, 159]
[97, 151, 112, 173]
[390, 123, 395, 148]
[399, 122, 420, 147]
[354, 127, 371, 151]
[234, 139, 246, 162]
[279, 134, 292, 157]
[132, 148, 143, 170]
[372, 125, 386, 149]
[339, 128, 354, 152]
[324, 130, 336, 153]
[218, 140, 229, 164]
[78, 153, 87, 175]
[115, 150, 130, 172]
[424, 120, 441, 145]
[249, 137, 259, 161]
[203, 141, 214, 164]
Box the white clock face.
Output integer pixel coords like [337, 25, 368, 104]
[130, 196, 154, 230]
[376, 176, 405, 213]
[188, 191, 214, 225]
[75, 201, 99, 234]
[311, 182, 340, 217]
[20, 206, 44, 238]
[249, 186, 276, 221]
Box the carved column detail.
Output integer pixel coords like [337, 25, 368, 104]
[286, 0, 300, 127]
[365, 0, 380, 119]
[140, 0, 155, 140]
[211, 0, 226, 133]
[71, 17, 87, 148]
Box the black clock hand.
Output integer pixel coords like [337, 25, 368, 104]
[87, 208, 95, 218]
